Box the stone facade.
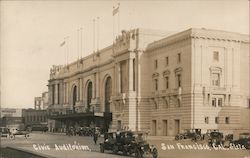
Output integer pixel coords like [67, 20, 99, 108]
[48, 28, 250, 135]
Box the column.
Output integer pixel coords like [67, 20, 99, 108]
[128, 58, 134, 92]
[117, 63, 121, 94]
[78, 78, 80, 101]
[96, 73, 100, 98]
[79, 78, 83, 101]
[55, 84, 58, 105]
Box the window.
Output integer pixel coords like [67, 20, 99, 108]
[154, 60, 158, 69]
[177, 98, 181, 107]
[177, 53, 181, 63]
[213, 51, 219, 61]
[212, 73, 220, 86]
[215, 117, 219, 124]
[166, 57, 169, 66]
[212, 98, 216, 107]
[205, 117, 209, 124]
[154, 79, 158, 91]
[218, 98, 223, 107]
[165, 77, 169, 89]
[225, 117, 230, 124]
[177, 74, 181, 88]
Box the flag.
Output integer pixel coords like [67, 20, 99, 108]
[60, 41, 65, 47]
[112, 5, 119, 16]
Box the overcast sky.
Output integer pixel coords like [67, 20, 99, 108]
[1, 0, 249, 109]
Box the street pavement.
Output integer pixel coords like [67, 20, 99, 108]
[1, 132, 250, 158]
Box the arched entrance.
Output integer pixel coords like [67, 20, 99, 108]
[105, 77, 112, 112]
[72, 85, 77, 113]
[87, 82, 92, 111]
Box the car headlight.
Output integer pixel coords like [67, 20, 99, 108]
[141, 146, 144, 150]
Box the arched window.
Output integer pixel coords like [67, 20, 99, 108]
[87, 82, 92, 111]
[72, 85, 77, 113]
[105, 77, 112, 112]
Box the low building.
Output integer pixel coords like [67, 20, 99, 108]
[34, 91, 49, 110]
[22, 109, 48, 130]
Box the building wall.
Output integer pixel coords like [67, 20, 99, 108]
[47, 28, 249, 135]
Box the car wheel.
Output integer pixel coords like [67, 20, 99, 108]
[196, 135, 201, 141]
[135, 148, 142, 158]
[179, 135, 183, 140]
[9, 134, 14, 139]
[25, 134, 29, 138]
[175, 136, 179, 140]
[122, 149, 128, 156]
[112, 146, 118, 154]
[152, 148, 158, 158]
[100, 145, 104, 153]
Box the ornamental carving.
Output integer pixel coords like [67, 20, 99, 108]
[152, 72, 160, 78]
[174, 67, 183, 74]
[163, 70, 171, 76]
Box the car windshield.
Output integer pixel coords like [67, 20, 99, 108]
[239, 133, 250, 139]
[133, 133, 147, 142]
[0, 128, 8, 133]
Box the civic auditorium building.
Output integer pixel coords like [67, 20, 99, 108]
[47, 28, 250, 136]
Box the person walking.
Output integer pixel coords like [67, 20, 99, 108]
[93, 131, 98, 145]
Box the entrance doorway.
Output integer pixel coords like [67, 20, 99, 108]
[174, 119, 180, 135]
[72, 86, 77, 113]
[152, 120, 156, 136]
[105, 77, 112, 112]
[162, 120, 168, 136]
[87, 82, 92, 111]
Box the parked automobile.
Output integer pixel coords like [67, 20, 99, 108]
[0, 127, 10, 138]
[100, 132, 117, 153]
[9, 129, 30, 139]
[208, 131, 224, 147]
[100, 131, 158, 158]
[175, 129, 203, 141]
[231, 133, 250, 149]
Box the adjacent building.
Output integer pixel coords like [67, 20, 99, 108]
[47, 28, 250, 136]
[34, 91, 49, 110]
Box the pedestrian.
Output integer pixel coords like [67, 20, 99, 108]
[93, 131, 98, 145]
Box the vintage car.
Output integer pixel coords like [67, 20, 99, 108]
[175, 129, 203, 141]
[131, 131, 158, 158]
[9, 129, 30, 139]
[208, 131, 224, 147]
[231, 133, 250, 149]
[100, 131, 158, 158]
[0, 127, 10, 138]
[100, 132, 117, 153]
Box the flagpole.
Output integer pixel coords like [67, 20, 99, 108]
[77, 29, 79, 61]
[97, 17, 99, 52]
[93, 18, 96, 53]
[66, 36, 69, 66]
[80, 27, 83, 58]
[118, 3, 120, 35]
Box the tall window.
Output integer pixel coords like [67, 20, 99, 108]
[205, 117, 209, 124]
[177, 53, 181, 63]
[87, 82, 92, 111]
[165, 57, 169, 66]
[218, 98, 223, 107]
[213, 51, 219, 61]
[177, 74, 181, 88]
[133, 59, 135, 91]
[52, 85, 55, 105]
[105, 77, 112, 112]
[212, 73, 220, 86]
[225, 117, 230, 124]
[165, 76, 169, 89]
[120, 61, 127, 93]
[215, 117, 219, 124]
[212, 98, 216, 107]
[154, 79, 158, 91]
[154, 60, 158, 69]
